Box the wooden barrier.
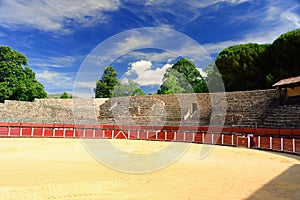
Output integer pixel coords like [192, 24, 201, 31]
[260, 137, 271, 149]
[272, 137, 281, 151]
[237, 136, 249, 148]
[0, 122, 299, 154]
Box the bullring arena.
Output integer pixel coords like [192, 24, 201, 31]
[0, 89, 300, 199]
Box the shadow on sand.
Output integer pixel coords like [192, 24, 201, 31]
[246, 163, 300, 200]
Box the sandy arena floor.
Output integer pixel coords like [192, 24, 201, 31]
[0, 138, 299, 200]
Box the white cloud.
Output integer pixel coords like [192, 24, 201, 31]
[0, 0, 120, 32]
[141, 0, 250, 26]
[282, 5, 300, 27]
[126, 60, 152, 76]
[116, 35, 155, 55]
[123, 60, 172, 86]
[87, 27, 207, 69]
[101, 28, 213, 85]
[144, 0, 177, 6]
[197, 68, 207, 78]
[116, 51, 178, 64]
[122, 59, 207, 86]
[203, 1, 300, 55]
[35, 70, 74, 93]
[190, 0, 251, 8]
[29, 55, 78, 68]
[104, 27, 214, 69]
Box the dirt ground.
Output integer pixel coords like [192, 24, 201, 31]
[0, 138, 299, 200]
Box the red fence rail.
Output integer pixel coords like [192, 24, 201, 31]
[0, 122, 299, 154]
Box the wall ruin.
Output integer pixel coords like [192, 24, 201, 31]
[1, 89, 299, 128]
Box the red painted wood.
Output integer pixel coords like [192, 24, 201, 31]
[139, 130, 147, 140]
[222, 127, 232, 134]
[260, 137, 271, 149]
[1, 122, 300, 154]
[157, 131, 165, 141]
[255, 128, 267, 135]
[185, 132, 194, 142]
[295, 139, 300, 153]
[279, 129, 292, 138]
[166, 131, 175, 141]
[292, 129, 300, 139]
[223, 134, 233, 145]
[203, 133, 212, 144]
[272, 138, 281, 151]
[194, 132, 202, 143]
[93, 129, 103, 138]
[43, 129, 53, 137]
[0, 122, 9, 127]
[266, 129, 279, 136]
[237, 136, 248, 148]
[73, 130, 79, 138]
[128, 130, 138, 140]
[103, 129, 112, 139]
[32, 128, 43, 137]
[84, 129, 94, 138]
[283, 139, 293, 152]
[10, 128, 20, 136]
[198, 126, 208, 133]
[114, 130, 128, 139]
[54, 129, 64, 137]
[147, 131, 157, 140]
[9, 122, 21, 127]
[175, 131, 185, 141]
[64, 130, 74, 138]
[0, 127, 8, 136]
[103, 125, 114, 130]
[232, 127, 244, 134]
[22, 128, 32, 137]
[251, 136, 259, 148]
[213, 134, 222, 145]
[243, 128, 255, 134]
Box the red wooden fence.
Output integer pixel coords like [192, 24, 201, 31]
[0, 122, 299, 154]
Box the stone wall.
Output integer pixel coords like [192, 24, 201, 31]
[1, 89, 299, 128]
[0, 98, 108, 124]
[98, 89, 281, 127]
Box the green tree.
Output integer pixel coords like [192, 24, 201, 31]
[158, 70, 187, 94]
[95, 66, 119, 98]
[268, 28, 300, 82]
[112, 80, 145, 97]
[204, 62, 224, 92]
[215, 43, 271, 91]
[0, 46, 47, 102]
[157, 58, 207, 94]
[60, 91, 72, 99]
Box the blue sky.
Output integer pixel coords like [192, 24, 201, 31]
[0, 0, 299, 95]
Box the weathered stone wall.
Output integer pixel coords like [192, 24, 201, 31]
[98, 89, 281, 127]
[1, 89, 299, 128]
[0, 98, 108, 123]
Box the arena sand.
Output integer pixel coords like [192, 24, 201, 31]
[0, 138, 299, 200]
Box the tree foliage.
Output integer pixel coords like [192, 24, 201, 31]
[0, 46, 47, 102]
[95, 66, 119, 98]
[158, 58, 207, 94]
[60, 91, 72, 99]
[204, 62, 224, 92]
[215, 43, 271, 91]
[214, 28, 300, 91]
[268, 28, 300, 82]
[112, 80, 145, 97]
